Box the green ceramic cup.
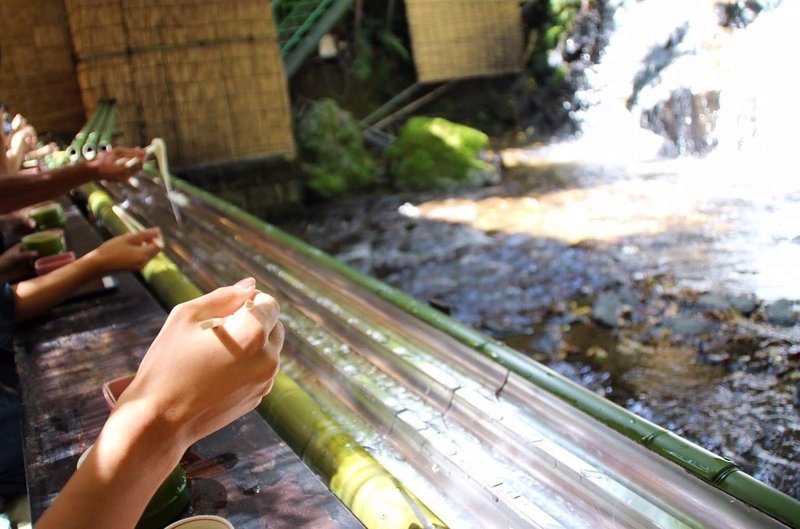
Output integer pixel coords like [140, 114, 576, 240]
[21, 229, 66, 257]
[29, 202, 66, 230]
[136, 465, 190, 529]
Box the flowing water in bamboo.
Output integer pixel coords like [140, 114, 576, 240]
[96, 176, 792, 529]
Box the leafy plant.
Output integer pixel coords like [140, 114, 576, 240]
[352, 20, 411, 81]
[387, 117, 494, 190]
[295, 99, 376, 198]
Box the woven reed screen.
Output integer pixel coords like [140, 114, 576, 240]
[65, 0, 294, 166]
[405, 0, 524, 83]
[0, 0, 85, 133]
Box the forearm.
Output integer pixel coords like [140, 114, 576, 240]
[0, 163, 99, 213]
[12, 253, 103, 321]
[36, 400, 186, 529]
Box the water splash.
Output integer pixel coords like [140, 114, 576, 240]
[535, 0, 793, 164]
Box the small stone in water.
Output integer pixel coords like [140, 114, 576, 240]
[586, 345, 609, 362]
[592, 292, 622, 328]
[697, 293, 732, 312]
[663, 315, 714, 336]
[765, 299, 797, 327]
[730, 294, 758, 316]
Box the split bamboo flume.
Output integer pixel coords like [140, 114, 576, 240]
[65, 107, 800, 529]
[78, 183, 447, 529]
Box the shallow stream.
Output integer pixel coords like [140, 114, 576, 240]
[277, 156, 800, 499]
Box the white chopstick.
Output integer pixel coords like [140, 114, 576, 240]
[111, 205, 165, 249]
[114, 157, 141, 168]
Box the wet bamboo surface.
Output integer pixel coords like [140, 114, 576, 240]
[13, 198, 363, 528]
[98, 176, 794, 529]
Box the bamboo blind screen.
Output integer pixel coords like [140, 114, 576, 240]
[0, 0, 85, 133]
[405, 0, 524, 83]
[64, 0, 295, 166]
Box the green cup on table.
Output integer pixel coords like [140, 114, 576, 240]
[136, 465, 190, 529]
[28, 202, 66, 230]
[21, 229, 66, 257]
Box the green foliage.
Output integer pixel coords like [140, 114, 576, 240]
[352, 20, 411, 82]
[352, 31, 374, 81]
[295, 99, 376, 198]
[387, 117, 494, 190]
[525, 0, 582, 80]
[377, 30, 411, 62]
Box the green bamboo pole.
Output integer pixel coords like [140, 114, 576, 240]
[78, 183, 448, 529]
[259, 375, 446, 529]
[81, 183, 202, 304]
[174, 177, 800, 529]
[68, 101, 110, 158]
[82, 103, 114, 160]
[98, 104, 118, 152]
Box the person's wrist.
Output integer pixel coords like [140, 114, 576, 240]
[103, 395, 188, 469]
[81, 158, 103, 178]
[81, 250, 108, 276]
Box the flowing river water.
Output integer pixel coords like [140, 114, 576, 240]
[277, 0, 800, 499]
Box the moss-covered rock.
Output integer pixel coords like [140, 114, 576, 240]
[386, 117, 494, 190]
[295, 99, 376, 198]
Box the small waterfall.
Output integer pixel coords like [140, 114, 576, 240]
[543, 0, 792, 163]
[504, 0, 800, 301]
[713, 1, 798, 160]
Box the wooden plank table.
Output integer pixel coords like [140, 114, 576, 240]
[13, 199, 363, 528]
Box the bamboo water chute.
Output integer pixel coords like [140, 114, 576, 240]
[76, 184, 447, 529]
[64, 108, 800, 529]
[94, 174, 800, 529]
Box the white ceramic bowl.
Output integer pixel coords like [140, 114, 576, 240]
[76, 445, 92, 468]
[163, 515, 234, 529]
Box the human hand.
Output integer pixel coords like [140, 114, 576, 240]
[119, 279, 283, 449]
[85, 228, 162, 274]
[26, 142, 59, 160]
[0, 208, 36, 231]
[10, 114, 27, 132]
[33, 280, 282, 529]
[86, 147, 146, 182]
[0, 242, 37, 282]
[8, 125, 37, 157]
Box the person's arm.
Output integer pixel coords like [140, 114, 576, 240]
[0, 147, 146, 213]
[36, 279, 283, 529]
[12, 228, 161, 321]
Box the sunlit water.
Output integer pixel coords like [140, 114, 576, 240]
[277, 0, 800, 500]
[466, 0, 800, 300]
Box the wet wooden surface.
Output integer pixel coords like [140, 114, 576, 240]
[14, 198, 363, 528]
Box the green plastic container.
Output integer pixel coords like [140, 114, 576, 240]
[21, 229, 66, 257]
[29, 202, 66, 230]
